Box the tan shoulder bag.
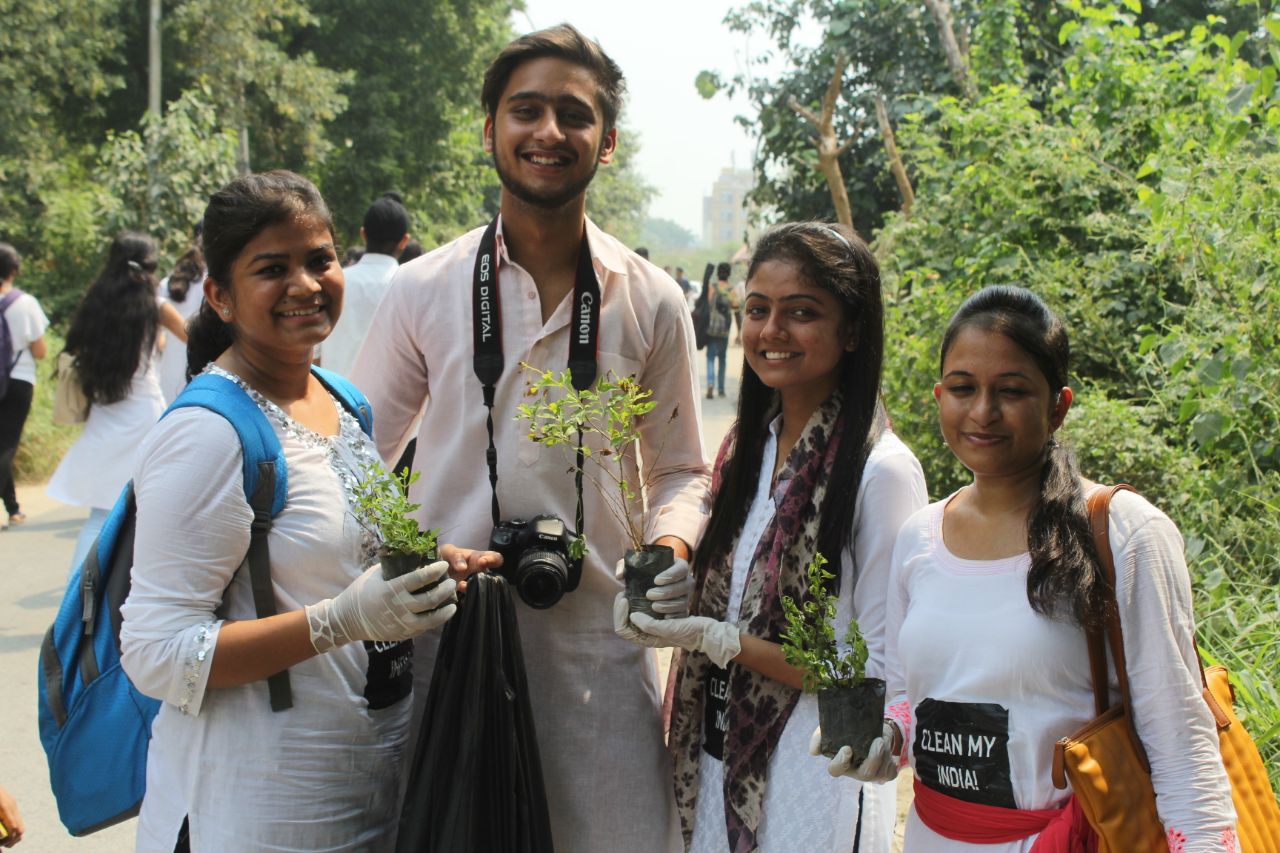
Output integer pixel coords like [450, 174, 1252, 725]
[1052, 484, 1280, 852]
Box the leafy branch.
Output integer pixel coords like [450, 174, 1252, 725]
[515, 364, 677, 552]
[781, 553, 869, 693]
[352, 461, 439, 557]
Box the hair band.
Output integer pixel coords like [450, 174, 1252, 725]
[805, 222, 852, 249]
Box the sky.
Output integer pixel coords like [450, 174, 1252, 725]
[520, 1, 761, 239]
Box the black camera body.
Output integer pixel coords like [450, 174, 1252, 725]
[488, 514, 582, 609]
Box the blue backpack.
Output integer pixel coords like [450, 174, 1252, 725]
[37, 366, 373, 836]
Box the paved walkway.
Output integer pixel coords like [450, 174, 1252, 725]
[0, 339, 907, 849]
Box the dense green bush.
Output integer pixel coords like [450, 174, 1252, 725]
[875, 2, 1280, 782]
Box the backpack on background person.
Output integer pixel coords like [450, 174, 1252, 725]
[0, 288, 24, 397]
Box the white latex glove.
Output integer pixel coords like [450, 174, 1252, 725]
[613, 557, 694, 617]
[808, 719, 901, 783]
[628, 610, 741, 668]
[305, 560, 457, 653]
[612, 592, 670, 649]
[649, 557, 693, 616]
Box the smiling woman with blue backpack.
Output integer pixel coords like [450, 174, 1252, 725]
[116, 171, 461, 851]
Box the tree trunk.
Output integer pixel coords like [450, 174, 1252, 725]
[923, 0, 977, 101]
[238, 122, 251, 175]
[147, 0, 162, 117]
[788, 54, 856, 230]
[873, 92, 914, 213]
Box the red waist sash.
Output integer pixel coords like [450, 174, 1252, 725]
[913, 778, 1097, 851]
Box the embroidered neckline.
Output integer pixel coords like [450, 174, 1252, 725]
[203, 364, 381, 565]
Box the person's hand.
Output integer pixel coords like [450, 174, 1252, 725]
[808, 720, 901, 782]
[649, 557, 693, 616]
[612, 593, 671, 649]
[440, 542, 503, 592]
[0, 784, 24, 847]
[627, 611, 741, 668]
[613, 557, 694, 617]
[305, 560, 457, 652]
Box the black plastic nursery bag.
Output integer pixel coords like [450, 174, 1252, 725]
[396, 573, 554, 853]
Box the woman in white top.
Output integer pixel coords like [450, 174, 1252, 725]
[617, 222, 927, 852]
[46, 231, 186, 570]
[120, 170, 463, 851]
[0, 242, 48, 529]
[823, 286, 1238, 852]
[157, 233, 206, 403]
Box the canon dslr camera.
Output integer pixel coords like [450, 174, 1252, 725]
[488, 514, 583, 609]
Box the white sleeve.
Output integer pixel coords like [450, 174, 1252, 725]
[349, 269, 430, 463]
[882, 516, 921, 762]
[1112, 497, 1238, 852]
[119, 409, 254, 716]
[639, 292, 712, 548]
[848, 439, 928, 682]
[13, 294, 49, 348]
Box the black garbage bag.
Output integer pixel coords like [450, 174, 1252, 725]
[396, 573, 554, 853]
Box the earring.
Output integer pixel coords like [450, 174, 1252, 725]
[221, 308, 231, 318]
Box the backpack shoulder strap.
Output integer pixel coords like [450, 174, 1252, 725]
[166, 373, 293, 711]
[168, 373, 288, 515]
[311, 365, 374, 437]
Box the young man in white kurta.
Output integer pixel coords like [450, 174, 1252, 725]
[352, 213, 708, 851]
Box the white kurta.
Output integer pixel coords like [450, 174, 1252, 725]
[690, 426, 927, 853]
[120, 382, 408, 852]
[885, 490, 1238, 852]
[46, 355, 164, 509]
[317, 252, 399, 378]
[2, 290, 49, 386]
[351, 217, 711, 853]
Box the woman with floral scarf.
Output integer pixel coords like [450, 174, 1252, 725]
[615, 222, 928, 853]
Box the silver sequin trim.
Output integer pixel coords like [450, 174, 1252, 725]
[179, 620, 218, 715]
[204, 365, 382, 565]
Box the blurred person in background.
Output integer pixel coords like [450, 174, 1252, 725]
[46, 231, 186, 570]
[0, 242, 48, 531]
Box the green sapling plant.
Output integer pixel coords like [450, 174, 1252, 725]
[516, 364, 680, 616]
[354, 461, 440, 577]
[516, 364, 677, 554]
[780, 553, 870, 693]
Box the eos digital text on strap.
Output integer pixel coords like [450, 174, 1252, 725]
[469, 216, 598, 609]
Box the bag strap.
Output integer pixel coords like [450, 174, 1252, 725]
[168, 374, 293, 710]
[1084, 483, 1150, 773]
[311, 365, 374, 437]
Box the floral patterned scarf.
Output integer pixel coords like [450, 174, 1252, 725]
[669, 392, 845, 852]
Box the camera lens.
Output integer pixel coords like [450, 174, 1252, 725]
[514, 548, 570, 609]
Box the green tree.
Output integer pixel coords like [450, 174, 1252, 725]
[98, 86, 240, 261]
[166, 0, 352, 171]
[639, 217, 699, 252]
[305, 0, 516, 243]
[700, 0, 956, 233]
[586, 124, 656, 248]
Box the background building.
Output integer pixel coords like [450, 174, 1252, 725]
[702, 167, 756, 247]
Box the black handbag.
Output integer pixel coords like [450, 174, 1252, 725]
[396, 573, 553, 853]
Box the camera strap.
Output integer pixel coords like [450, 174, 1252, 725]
[471, 216, 600, 531]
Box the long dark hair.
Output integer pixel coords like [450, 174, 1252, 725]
[940, 285, 1108, 629]
[699, 222, 886, 578]
[64, 231, 159, 405]
[166, 242, 205, 303]
[187, 170, 335, 379]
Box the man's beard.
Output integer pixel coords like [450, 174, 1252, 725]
[491, 147, 600, 210]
